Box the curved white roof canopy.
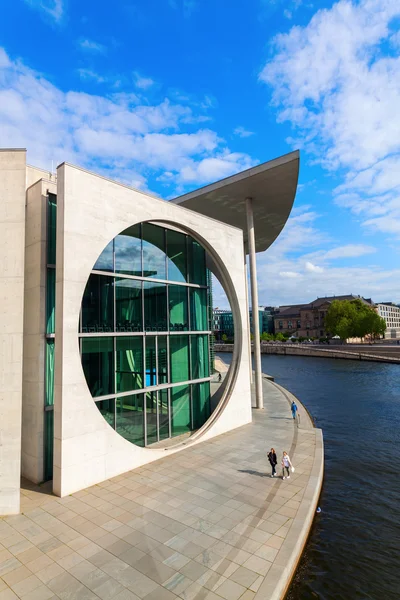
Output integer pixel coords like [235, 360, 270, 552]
[172, 150, 300, 254]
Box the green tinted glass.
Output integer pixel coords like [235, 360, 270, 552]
[167, 229, 187, 283]
[44, 410, 54, 481]
[146, 336, 157, 387]
[45, 340, 55, 407]
[144, 281, 167, 331]
[169, 336, 189, 383]
[158, 388, 169, 440]
[115, 224, 142, 276]
[157, 336, 168, 384]
[82, 275, 114, 332]
[46, 268, 56, 334]
[190, 288, 208, 331]
[82, 337, 114, 397]
[146, 391, 158, 445]
[192, 381, 211, 430]
[171, 385, 191, 436]
[47, 195, 57, 265]
[190, 335, 210, 380]
[116, 337, 144, 393]
[169, 285, 188, 332]
[115, 278, 142, 332]
[142, 223, 166, 279]
[116, 394, 145, 446]
[188, 238, 206, 285]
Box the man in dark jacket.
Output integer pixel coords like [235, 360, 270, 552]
[267, 448, 277, 477]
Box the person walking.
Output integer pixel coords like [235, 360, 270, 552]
[282, 451, 293, 480]
[291, 400, 298, 420]
[267, 448, 277, 478]
[218, 372, 222, 382]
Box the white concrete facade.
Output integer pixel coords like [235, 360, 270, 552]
[377, 303, 400, 339]
[0, 150, 26, 514]
[53, 163, 252, 497]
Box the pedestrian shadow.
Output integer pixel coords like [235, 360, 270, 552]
[238, 469, 269, 477]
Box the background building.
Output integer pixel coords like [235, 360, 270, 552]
[213, 306, 277, 340]
[274, 295, 373, 338]
[376, 303, 400, 339]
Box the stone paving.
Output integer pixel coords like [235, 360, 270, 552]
[0, 378, 321, 600]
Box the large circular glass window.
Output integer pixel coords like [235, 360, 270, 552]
[79, 222, 214, 447]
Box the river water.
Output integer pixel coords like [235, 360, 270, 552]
[218, 353, 400, 600]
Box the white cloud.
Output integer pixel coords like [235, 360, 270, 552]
[234, 126, 255, 138]
[323, 244, 376, 259]
[0, 47, 255, 192]
[305, 261, 324, 273]
[24, 0, 64, 22]
[280, 271, 301, 278]
[77, 69, 106, 83]
[259, 0, 400, 261]
[134, 72, 155, 90]
[78, 39, 107, 54]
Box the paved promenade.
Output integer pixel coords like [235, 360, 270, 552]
[0, 378, 323, 600]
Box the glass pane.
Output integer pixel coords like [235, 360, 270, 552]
[116, 337, 144, 393]
[142, 223, 166, 280]
[94, 240, 114, 272]
[158, 388, 169, 440]
[82, 337, 114, 397]
[190, 288, 208, 331]
[167, 229, 187, 283]
[45, 340, 55, 407]
[115, 278, 142, 332]
[144, 281, 167, 331]
[171, 385, 191, 436]
[170, 336, 189, 383]
[116, 394, 145, 446]
[115, 224, 142, 276]
[146, 391, 158, 445]
[96, 399, 115, 428]
[44, 410, 53, 481]
[46, 268, 56, 334]
[47, 194, 57, 265]
[145, 337, 157, 387]
[158, 336, 168, 384]
[82, 274, 114, 333]
[192, 381, 211, 430]
[190, 335, 210, 380]
[188, 238, 206, 285]
[169, 285, 188, 332]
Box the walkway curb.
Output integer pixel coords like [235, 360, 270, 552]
[254, 384, 324, 600]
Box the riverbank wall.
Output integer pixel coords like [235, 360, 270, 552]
[215, 343, 400, 364]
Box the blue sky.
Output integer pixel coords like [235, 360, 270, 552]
[1, 0, 400, 306]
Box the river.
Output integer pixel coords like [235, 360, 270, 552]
[217, 353, 400, 600]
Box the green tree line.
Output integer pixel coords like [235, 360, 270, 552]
[325, 299, 386, 340]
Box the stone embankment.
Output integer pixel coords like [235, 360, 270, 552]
[215, 343, 400, 364]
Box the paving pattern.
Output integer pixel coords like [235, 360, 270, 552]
[0, 379, 319, 600]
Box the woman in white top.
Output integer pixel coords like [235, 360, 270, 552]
[282, 451, 293, 480]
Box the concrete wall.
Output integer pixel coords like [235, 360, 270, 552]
[53, 163, 252, 497]
[0, 149, 26, 514]
[26, 165, 56, 190]
[22, 179, 56, 483]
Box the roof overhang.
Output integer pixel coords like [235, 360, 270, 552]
[172, 150, 300, 254]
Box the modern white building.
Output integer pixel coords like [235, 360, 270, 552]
[0, 148, 299, 515]
[376, 303, 400, 339]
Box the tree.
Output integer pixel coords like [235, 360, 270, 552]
[221, 334, 228, 343]
[326, 299, 386, 340]
[275, 332, 286, 342]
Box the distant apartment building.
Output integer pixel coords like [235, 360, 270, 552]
[274, 295, 373, 338]
[213, 306, 277, 340]
[376, 303, 400, 339]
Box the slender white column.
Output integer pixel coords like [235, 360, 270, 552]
[245, 197, 263, 409]
[243, 246, 253, 384]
